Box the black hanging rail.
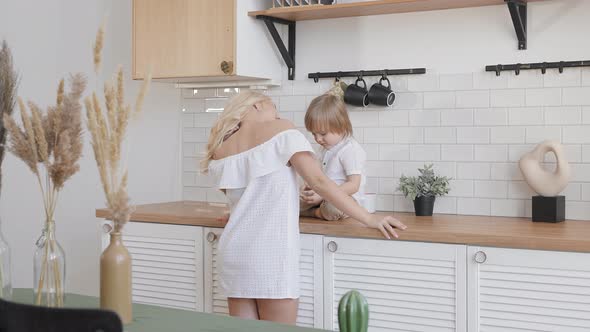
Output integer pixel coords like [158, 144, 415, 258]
[486, 60, 590, 76]
[308, 68, 426, 82]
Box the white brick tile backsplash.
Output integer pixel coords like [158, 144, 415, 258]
[181, 73, 590, 220]
[474, 108, 508, 125]
[394, 127, 423, 144]
[583, 145, 590, 162]
[506, 71, 543, 89]
[474, 145, 508, 161]
[410, 145, 441, 161]
[508, 144, 534, 162]
[525, 88, 561, 106]
[433, 196, 457, 214]
[364, 127, 394, 143]
[424, 91, 455, 109]
[563, 87, 590, 105]
[183, 128, 209, 143]
[582, 183, 590, 201]
[563, 126, 590, 144]
[424, 127, 456, 144]
[475, 180, 508, 198]
[571, 164, 590, 182]
[409, 109, 441, 126]
[407, 75, 439, 91]
[280, 95, 307, 111]
[456, 162, 490, 180]
[366, 161, 394, 177]
[543, 68, 581, 87]
[439, 74, 473, 91]
[182, 113, 194, 127]
[508, 181, 535, 199]
[566, 201, 590, 220]
[183, 187, 206, 201]
[473, 72, 508, 90]
[392, 92, 423, 110]
[394, 195, 414, 212]
[292, 81, 321, 95]
[182, 98, 205, 113]
[362, 144, 379, 160]
[544, 106, 581, 125]
[204, 98, 227, 112]
[379, 109, 409, 127]
[525, 127, 562, 144]
[562, 183, 581, 200]
[349, 111, 379, 127]
[490, 163, 523, 181]
[378, 178, 396, 195]
[508, 107, 544, 125]
[442, 145, 474, 161]
[217, 87, 241, 98]
[491, 199, 525, 217]
[441, 109, 474, 126]
[491, 89, 525, 107]
[194, 112, 219, 127]
[366, 177, 379, 194]
[456, 90, 490, 108]
[490, 127, 526, 144]
[379, 144, 410, 161]
[457, 127, 490, 144]
[376, 195, 394, 211]
[458, 198, 490, 216]
[450, 180, 474, 197]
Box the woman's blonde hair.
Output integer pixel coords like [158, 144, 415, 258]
[201, 90, 270, 173]
[304, 93, 352, 137]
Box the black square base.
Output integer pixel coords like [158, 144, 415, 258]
[532, 196, 565, 223]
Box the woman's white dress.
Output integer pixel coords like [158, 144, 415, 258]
[208, 129, 314, 299]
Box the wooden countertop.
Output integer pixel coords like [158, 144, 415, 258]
[96, 201, 590, 253]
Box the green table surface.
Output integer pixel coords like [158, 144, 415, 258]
[13, 289, 327, 332]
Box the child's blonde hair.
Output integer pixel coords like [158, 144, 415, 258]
[304, 93, 353, 137]
[201, 90, 270, 173]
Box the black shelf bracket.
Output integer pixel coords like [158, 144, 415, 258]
[257, 15, 296, 80]
[506, 0, 527, 50]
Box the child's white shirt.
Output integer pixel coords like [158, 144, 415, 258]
[320, 137, 366, 203]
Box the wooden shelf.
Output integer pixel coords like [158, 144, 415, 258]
[248, 0, 544, 21]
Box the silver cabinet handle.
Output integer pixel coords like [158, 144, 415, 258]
[327, 241, 338, 253]
[474, 251, 487, 264]
[206, 232, 217, 243]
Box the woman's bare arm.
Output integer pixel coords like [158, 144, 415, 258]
[291, 152, 406, 239]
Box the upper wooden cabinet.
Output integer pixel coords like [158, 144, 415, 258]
[133, 0, 282, 84]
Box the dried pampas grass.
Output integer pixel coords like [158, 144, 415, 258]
[87, 25, 151, 232]
[0, 40, 19, 194]
[4, 74, 86, 220]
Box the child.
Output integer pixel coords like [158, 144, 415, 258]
[300, 93, 367, 221]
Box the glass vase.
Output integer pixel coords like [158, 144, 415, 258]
[33, 220, 65, 307]
[0, 218, 12, 300]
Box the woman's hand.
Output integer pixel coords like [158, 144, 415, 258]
[301, 189, 323, 205]
[367, 215, 407, 239]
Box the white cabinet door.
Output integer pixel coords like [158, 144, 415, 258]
[101, 221, 204, 311]
[203, 228, 324, 328]
[468, 246, 590, 332]
[324, 237, 467, 332]
[298, 234, 324, 329]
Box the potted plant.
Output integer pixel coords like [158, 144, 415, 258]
[397, 164, 451, 216]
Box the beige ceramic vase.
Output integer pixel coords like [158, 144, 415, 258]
[100, 232, 132, 324]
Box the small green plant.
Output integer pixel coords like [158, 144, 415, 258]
[397, 164, 451, 201]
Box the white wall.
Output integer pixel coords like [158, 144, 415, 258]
[182, 0, 590, 220]
[0, 0, 181, 296]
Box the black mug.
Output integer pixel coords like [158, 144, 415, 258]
[344, 77, 369, 107]
[368, 76, 395, 106]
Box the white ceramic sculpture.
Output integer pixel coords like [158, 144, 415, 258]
[519, 140, 571, 197]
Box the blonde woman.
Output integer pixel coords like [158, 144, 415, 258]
[203, 90, 406, 324]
